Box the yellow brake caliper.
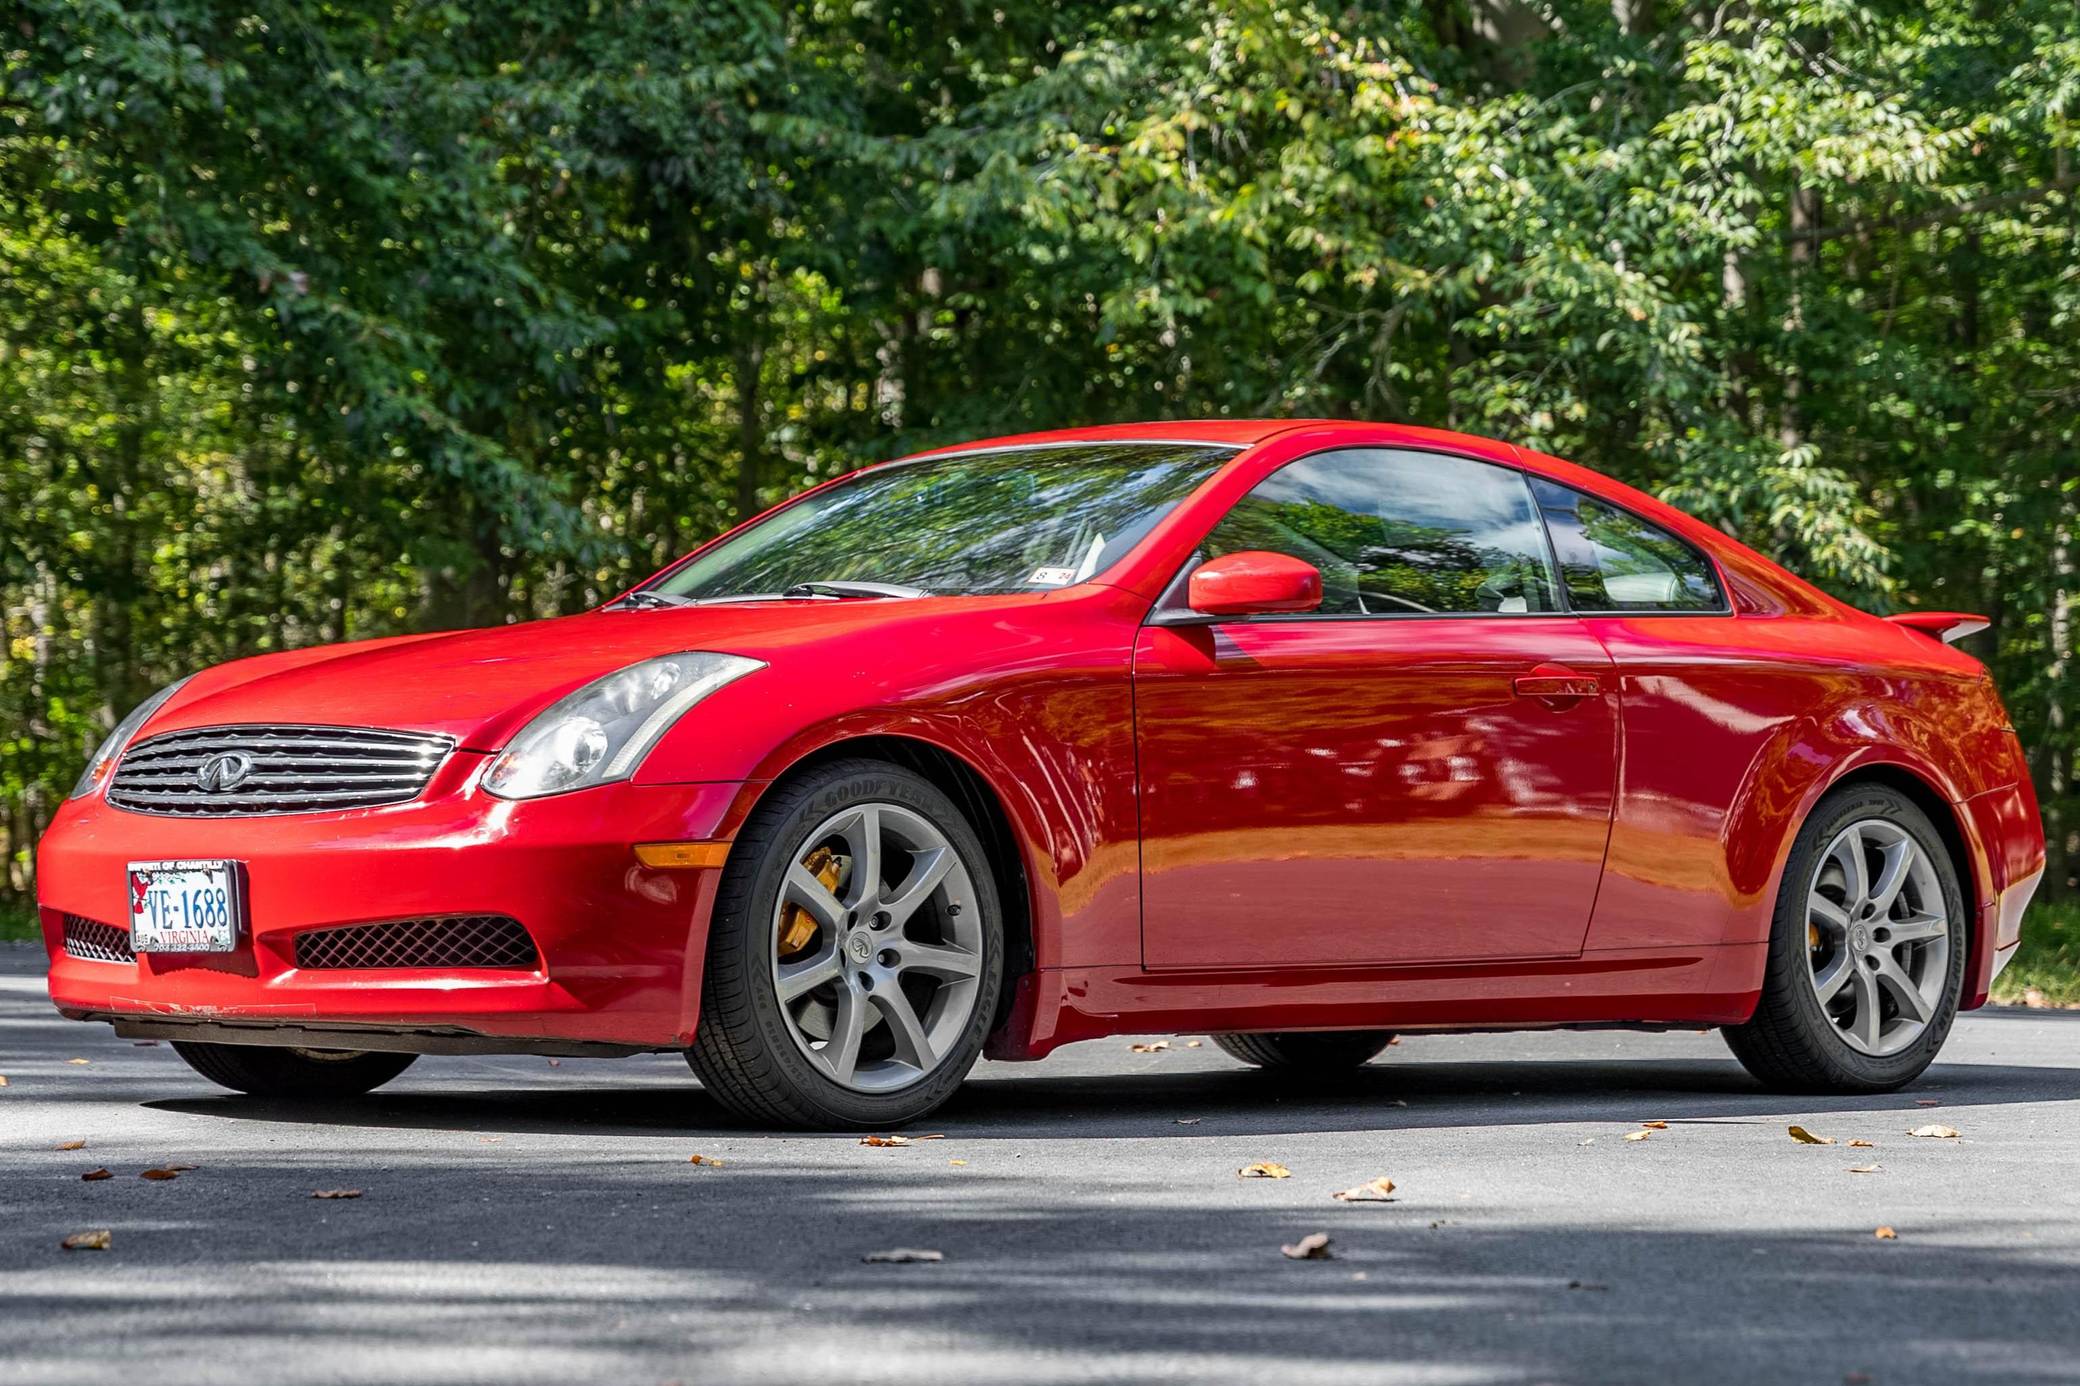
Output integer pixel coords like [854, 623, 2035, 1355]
[778, 846, 848, 959]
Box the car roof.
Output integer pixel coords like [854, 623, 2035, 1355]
[899, 417, 1607, 462]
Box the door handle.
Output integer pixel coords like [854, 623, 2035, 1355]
[1513, 663, 1600, 703]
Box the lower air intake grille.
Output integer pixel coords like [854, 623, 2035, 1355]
[293, 915, 537, 970]
[63, 915, 136, 964]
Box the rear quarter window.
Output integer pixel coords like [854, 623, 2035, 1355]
[1529, 477, 1727, 613]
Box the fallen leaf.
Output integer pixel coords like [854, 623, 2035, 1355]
[1913, 1098, 1941, 1107]
[859, 1134, 911, 1148]
[0, 1075, 9, 1087]
[1788, 1125, 1835, 1145]
[56, 1140, 86, 1151]
[1239, 1161, 1292, 1179]
[67, 1058, 90, 1066]
[1638, 1120, 1669, 1130]
[140, 1167, 184, 1180]
[60, 1229, 110, 1251]
[1386, 1036, 1402, 1046]
[1874, 1226, 1897, 1240]
[687, 1154, 724, 1167]
[2022, 986, 2048, 1008]
[862, 1247, 943, 1264]
[1281, 1232, 1334, 1260]
[948, 1159, 968, 1167]
[1847, 1139, 1874, 1149]
[1908, 1124, 1960, 1139]
[311, 1189, 363, 1199]
[1331, 1176, 1397, 1203]
[81, 1168, 112, 1182]
[1129, 1041, 1170, 1053]
[1623, 1129, 1652, 1142]
[545, 1058, 561, 1067]
[1184, 1039, 1203, 1048]
[1847, 1164, 1883, 1175]
[1174, 1117, 1201, 1126]
[913, 1133, 946, 1141]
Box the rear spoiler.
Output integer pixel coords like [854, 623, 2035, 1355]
[1884, 611, 1989, 644]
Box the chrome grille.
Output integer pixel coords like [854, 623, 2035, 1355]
[63, 915, 136, 964]
[108, 725, 453, 816]
[293, 915, 537, 970]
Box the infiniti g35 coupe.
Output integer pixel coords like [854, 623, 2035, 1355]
[39, 420, 2046, 1128]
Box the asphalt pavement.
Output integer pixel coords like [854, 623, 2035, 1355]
[3, 942, 2078, 1385]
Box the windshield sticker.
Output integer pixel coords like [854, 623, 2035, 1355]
[1026, 567, 1079, 587]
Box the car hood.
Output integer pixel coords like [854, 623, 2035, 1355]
[146, 593, 1064, 752]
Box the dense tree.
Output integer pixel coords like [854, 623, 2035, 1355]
[2, 0, 2074, 908]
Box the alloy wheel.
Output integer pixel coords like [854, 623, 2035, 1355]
[768, 801, 984, 1093]
[1805, 818, 1951, 1056]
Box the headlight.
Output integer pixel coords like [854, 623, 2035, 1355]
[483, 652, 763, 800]
[69, 675, 194, 799]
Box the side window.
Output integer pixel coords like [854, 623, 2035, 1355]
[1528, 477, 1725, 613]
[1202, 449, 1560, 616]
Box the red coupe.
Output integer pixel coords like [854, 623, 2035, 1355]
[39, 421, 2046, 1127]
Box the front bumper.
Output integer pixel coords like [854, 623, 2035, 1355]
[38, 758, 744, 1050]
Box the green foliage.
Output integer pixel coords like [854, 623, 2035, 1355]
[2, 0, 2076, 906]
[1990, 901, 2080, 1007]
[0, 901, 33, 942]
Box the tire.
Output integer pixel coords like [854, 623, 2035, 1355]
[171, 1041, 417, 1098]
[688, 758, 1005, 1129]
[1211, 1030, 1396, 1070]
[1724, 782, 1967, 1094]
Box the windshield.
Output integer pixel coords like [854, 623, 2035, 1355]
[650, 442, 1235, 600]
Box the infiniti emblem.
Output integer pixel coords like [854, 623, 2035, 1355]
[195, 751, 255, 793]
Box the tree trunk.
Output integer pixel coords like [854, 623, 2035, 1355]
[2044, 511, 2075, 896]
[735, 332, 767, 523]
[1778, 183, 1820, 452]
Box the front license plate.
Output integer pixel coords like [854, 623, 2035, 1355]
[127, 860, 244, 954]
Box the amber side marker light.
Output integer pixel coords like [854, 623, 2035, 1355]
[633, 842, 730, 870]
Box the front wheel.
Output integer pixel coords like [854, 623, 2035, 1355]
[1724, 783, 1967, 1094]
[171, 1041, 417, 1098]
[688, 759, 1004, 1129]
[1211, 1030, 1396, 1070]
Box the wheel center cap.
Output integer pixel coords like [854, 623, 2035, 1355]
[1849, 923, 1871, 952]
[846, 931, 875, 964]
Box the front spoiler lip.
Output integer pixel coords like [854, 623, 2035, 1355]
[77, 1010, 665, 1058]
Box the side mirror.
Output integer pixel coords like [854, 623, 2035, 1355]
[1186, 551, 1323, 617]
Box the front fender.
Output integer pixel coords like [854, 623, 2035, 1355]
[636, 592, 1150, 973]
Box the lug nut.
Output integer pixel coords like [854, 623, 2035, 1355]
[877, 949, 899, 968]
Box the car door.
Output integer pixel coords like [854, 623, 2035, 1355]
[1133, 447, 1619, 969]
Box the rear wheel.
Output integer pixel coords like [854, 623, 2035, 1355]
[171, 1042, 417, 1098]
[1724, 783, 1966, 1094]
[1211, 1030, 1396, 1070]
[688, 759, 1003, 1129]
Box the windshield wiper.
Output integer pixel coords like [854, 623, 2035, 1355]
[781, 581, 931, 600]
[606, 590, 699, 610]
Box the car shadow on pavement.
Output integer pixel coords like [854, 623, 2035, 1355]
[143, 1054, 2080, 1140]
[4, 1154, 2076, 1385]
